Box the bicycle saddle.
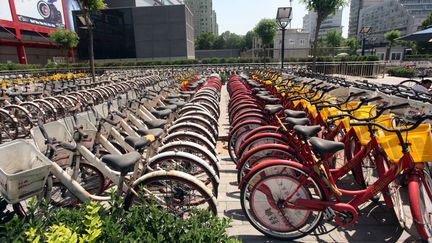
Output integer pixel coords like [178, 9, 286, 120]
[180, 91, 195, 95]
[285, 117, 310, 126]
[151, 109, 171, 118]
[284, 109, 307, 118]
[156, 104, 177, 111]
[101, 151, 141, 175]
[309, 137, 344, 155]
[264, 104, 283, 114]
[143, 118, 167, 129]
[294, 125, 321, 140]
[167, 94, 181, 99]
[136, 128, 163, 139]
[125, 135, 155, 151]
[165, 99, 186, 108]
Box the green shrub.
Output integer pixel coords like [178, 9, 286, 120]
[0, 196, 237, 243]
[388, 67, 416, 78]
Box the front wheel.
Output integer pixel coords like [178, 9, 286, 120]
[240, 162, 326, 240]
[407, 167, 432, 240]
[124, 170, 217, 219]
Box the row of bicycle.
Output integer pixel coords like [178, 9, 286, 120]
[227, 70, 432, 241]
[0, 71, 222, 223]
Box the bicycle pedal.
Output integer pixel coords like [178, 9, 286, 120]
[323, 207, 336, 221]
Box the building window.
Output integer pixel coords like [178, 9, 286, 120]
[299, 39, 305, 45]
[289, 39, 295, 45]
[391, 52, 402, 60]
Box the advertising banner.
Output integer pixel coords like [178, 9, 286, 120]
[0, 0, 13, 21]
[15, 0, 65, 28]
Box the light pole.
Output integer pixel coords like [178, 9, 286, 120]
[360, 26, 371, 56]
[276, 7, 292, 70]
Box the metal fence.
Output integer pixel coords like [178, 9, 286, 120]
[0, 61, 387, 79]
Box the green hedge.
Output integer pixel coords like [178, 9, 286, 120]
[388, 67, 416, 78]
[0, 63, 41, 71]
[0, 197, 238, 242]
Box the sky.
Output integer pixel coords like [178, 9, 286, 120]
[213, 0, 350, 38]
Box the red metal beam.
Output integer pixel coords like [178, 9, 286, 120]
[0, 39, 59, 49]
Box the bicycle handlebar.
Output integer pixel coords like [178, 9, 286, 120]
[350, 114, 432, 133]
[328, 102, 410, 121]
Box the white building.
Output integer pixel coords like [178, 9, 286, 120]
[348, 0, 385, 38]
[184, 0, 218, 37]
[359, 0, 416, 45]
[273, 29, 311, 59]
[303, 10, 343, 41]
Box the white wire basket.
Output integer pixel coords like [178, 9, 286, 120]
[31, 121, 76, 167]
[0, 140, 52, 204]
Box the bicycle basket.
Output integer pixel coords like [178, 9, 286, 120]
[0, 140, 51, 204]
[353, 114, 394, 145]
[31, 121, 76, 167]
[377, 123, 432, 163]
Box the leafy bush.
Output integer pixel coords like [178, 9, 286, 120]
[388, 67, 416, 78]
[0, 63, 41, 70]
[0, 196, 237, 243]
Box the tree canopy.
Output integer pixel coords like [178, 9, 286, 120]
[301, 0, 348, 57]
[253, 19, 277, 48]
[344, 37, 360, 55]
[384, 30, 401, 47]
[325, 29, 343, 48]
[49, 29, 79, 50]
[421, 11, 432, 30]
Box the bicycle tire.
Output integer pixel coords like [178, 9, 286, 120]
[158, 141, 220, 177]
[124, 170, 217, 217]
[240, 161, 326, 240]
[147, 151, 219, 197]
[407, 168, 432, 240]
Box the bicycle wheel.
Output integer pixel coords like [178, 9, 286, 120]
[240, 161, 325, 240]
[407, 167, 432, 240]
[52, 163, 105, 206]
[158, 141, 220, 177]
[0, 196, 15, 224]
[147, 151, 219, 197]
[237, 144, 296, 184]
[162, 131, 215, 155]
[124, 170, 217, 218]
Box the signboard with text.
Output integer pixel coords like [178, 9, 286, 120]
[15, 0, 65, 29]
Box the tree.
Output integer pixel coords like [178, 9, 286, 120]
[384, 30, 401, 60]
[254, 19, 277, 48]
[418, 12, 432, 54]
[344, 37, 360, 55]
[220, 31, 243, 49]
[301, 0, 348, 58]
[421, 11, 432, 29]
[384, 30, 401, 47]
[325, 29, 343, 48]
[196, 32, 217, 49]
[49, 29, 79, 70]
[76, 0, 106, 83]
[242, 31, 255, 50]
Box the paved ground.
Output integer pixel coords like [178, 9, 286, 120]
[216, 83, 415, 242]
[330, 74, 410, 86]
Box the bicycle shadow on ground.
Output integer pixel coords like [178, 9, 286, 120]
[335, 201, 405, 242]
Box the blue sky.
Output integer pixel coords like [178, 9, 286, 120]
[213, 0, 350, 37]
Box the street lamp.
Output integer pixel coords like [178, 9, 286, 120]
[276, 7, 292, 70]
[360, 26, 371, 56]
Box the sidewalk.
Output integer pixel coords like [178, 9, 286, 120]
[331, 74, 409, 86]
[216, 84, 413, 242]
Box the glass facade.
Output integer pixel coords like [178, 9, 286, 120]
[74, 9, 136, 59]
